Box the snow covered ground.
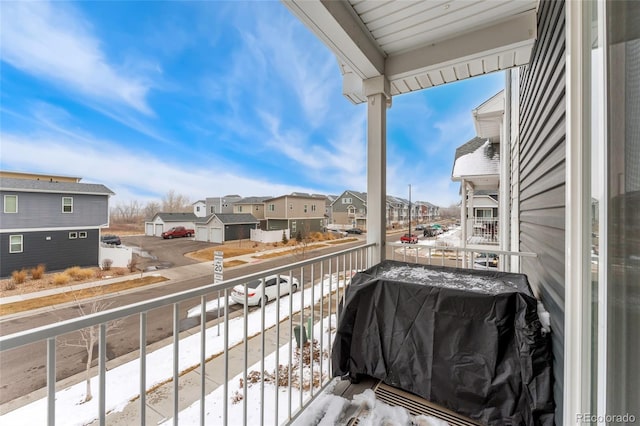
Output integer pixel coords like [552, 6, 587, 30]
[0, 273, 352, 426]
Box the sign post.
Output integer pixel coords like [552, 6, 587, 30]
[214, 251, 223, 335]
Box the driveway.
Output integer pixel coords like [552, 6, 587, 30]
[122, 235, 218, 270]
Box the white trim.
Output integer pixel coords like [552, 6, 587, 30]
[3, 194, 18, 213]
[9, 234, 23, 253]
[62, 196, 73, 213]
[0, 187, 112, 196]
[565, 1, 593, 422]
[595, 0, 608, 416]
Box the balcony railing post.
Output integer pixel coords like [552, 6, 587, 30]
[47, 337, 55, 426]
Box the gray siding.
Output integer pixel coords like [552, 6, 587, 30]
[224, 224, 256, 241]
[0, 229, 99, 277]
[518, 0, 565, 421]
[1, 191, 109, 229]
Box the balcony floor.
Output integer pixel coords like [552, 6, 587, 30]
[327, 375, 480, 426]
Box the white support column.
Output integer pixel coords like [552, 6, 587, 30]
[500, 79, 511, 270]
[460, 179, 467, 265]
[364, 76, 390, 265]
[565, 0, 593, 423]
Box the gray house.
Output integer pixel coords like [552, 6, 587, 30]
[0, 172, 114, 277]
[331, 190, 367, 229]
[194, 213, 258, 243]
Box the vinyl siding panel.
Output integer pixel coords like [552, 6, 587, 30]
[0, 229, 99, 277]
[517, 0, 565, 421]
[0, 191, 109, 229]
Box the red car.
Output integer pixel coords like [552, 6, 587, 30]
[400, 233, 418, 244]
[161, 226, 194, 239]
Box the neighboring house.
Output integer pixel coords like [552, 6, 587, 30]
[205, 195, 242, 215]
[192, 200, 206, 218]
[385, 196, 410, 228]
[323, 194, 338, 225]
[452, 90, 503, 249]
[233, 196, 271, 229]
[0, 172, 114, 277]
[331, 190, 367, 229]
[415, 201, 440, 222]
[145, 212, 198, 237]
[263, 193, 325, 235]
[194, 213, 258, 244]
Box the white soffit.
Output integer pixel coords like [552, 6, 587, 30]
[283, 0, 538, 103]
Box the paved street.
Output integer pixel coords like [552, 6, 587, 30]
[0, 236, 367, 406]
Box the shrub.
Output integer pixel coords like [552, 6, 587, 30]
[65, 266, 82, 280]
[31, 264, 46, 280]
[53, 273, 70, 286]
[94, 268, 104, 279]
[127, 257, 139, 273]
[113, 267, 126, 276]
[296, 231, 303, 243]
[77, 269, 95, 280]
[4, 281, 17, 291]
[11, 269, 27, 285]
[281, 231, 288, 245]
[102, 259, 113, 271]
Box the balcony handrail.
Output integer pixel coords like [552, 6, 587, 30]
[0, 243, 376, 352]
[386, 243, 537, 258]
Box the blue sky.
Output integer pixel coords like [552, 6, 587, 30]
[0, 1, 504, 208]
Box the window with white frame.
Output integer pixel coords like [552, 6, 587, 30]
[79, 231, 87, 238]
[69, 232, 78, 239]
[62, 197, 73, 213]
[268, 204, 275, 212]
[9, 235, 23, 253]
[304, 204, 308, 213]
[4, 195, 18, 213]
[238, 205, 243, 212]
[342, 197, 352, 204]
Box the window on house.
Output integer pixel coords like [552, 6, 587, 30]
[79, 231, 87, 238]
[292, 221, 297, 232]
[4, 195, 17, 213]
[210, 206, 215, 214]
[62, 197, 73, 213]
[304, 204, 308, 213]
[311, 204, 317, 212]
[289, 203, 293, 210]
[268, 204, 275, 211]
[256, 206, 259, 211]
[238, 206, 243, 212]
[9, 235, 23, 253]
[342, 197, 352, 204]
[69, 232, 78, 239]
[196, 206, 200, 212]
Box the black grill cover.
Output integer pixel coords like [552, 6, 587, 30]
[332, 260, 554, 425]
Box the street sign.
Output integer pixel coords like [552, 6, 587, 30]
[213, 251, 223, 283]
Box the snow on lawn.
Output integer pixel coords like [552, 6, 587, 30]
[0, 273, 353, 426]
[162, 315, 338, 425]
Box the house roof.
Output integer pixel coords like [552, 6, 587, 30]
[155, 212, 199, 222]
[451, 137, 500, 180]
[264, 193, 326, 202]
[283, 0, 537, 104]
[192, 200, 205, 205]
[331, 190, 368, 206]
[196, 213, 259, 225]
[0, 177, 114, 196]
[235, 196, 272, 204]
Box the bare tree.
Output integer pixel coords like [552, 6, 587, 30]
[59, 297, 124, 403]
[162, 190, 191, 212]
[143, 201, 161, 220]
[111, 200, 143, 223]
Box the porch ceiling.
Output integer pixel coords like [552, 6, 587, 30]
[283, 0, 538, 103]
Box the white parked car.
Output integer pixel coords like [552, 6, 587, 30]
[231, 275, 299, 306]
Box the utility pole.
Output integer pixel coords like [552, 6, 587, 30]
[408, 184, 412, 234]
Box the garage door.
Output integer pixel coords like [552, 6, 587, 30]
[196, 226, 208, 241]
[145, 223, 154, 236]
[211, 227, 223, 244]
[154, 223, 164, 237]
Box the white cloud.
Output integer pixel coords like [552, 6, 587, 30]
[0, 132, 319, 206]
[0, 1, 152, 114]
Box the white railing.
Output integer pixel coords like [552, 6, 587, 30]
[468, 217, 499, 245]
[389, 242, 536, 273]
[0, 243, 376, 426]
